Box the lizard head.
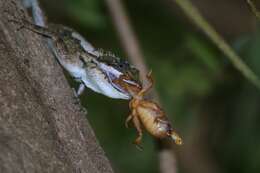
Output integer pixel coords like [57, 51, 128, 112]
[96, 50, 142, 98]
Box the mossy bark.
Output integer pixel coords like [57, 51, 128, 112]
[0, 0, 113, 172]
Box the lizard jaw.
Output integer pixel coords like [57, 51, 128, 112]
[106, 71, 130, 96]
[99, 63, 140, 97]
[96, 59, 143, 99]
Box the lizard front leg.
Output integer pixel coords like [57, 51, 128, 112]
[76, 83, 85, 96]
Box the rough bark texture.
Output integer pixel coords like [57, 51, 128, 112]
[0, 0, 114, 173]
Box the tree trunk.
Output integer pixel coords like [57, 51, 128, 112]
[0, 0, 114, 172]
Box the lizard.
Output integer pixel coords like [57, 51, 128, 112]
[13, 0, 141, 99]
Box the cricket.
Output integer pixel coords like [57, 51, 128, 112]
[113, 71, 183, 148]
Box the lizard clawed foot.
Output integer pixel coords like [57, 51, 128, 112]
[72, 88, 81, 105]
[71, 88, 88, 113]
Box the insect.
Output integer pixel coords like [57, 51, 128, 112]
[9, 17, 141, 99]
[113, 72, 183, 148]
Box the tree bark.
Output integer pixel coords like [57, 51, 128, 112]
[0, 0, 114, 172]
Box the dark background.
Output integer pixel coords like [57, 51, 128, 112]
[39, 0, 260, 173]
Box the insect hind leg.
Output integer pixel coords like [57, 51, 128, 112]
[137, 70, 154, 97]
[132, 116, 143, 150]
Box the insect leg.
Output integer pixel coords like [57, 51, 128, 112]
[132, 116, 143, 149]
[125, 114, 133, 128]
[154, 117, 168, 124]
[137, 70, 154, 97]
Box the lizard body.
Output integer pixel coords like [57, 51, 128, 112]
[18, 0, 141, 99]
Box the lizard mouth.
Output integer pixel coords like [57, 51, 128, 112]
[106, 72, 130, 95]
[106, 72, 141, 97]
[98, 62, 141, 98]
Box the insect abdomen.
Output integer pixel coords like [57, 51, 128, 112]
[137, 105, 168, 138]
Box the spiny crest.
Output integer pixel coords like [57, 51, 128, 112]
[97, 48, 119, 62]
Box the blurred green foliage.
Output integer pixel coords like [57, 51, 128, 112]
[64, 0, 105, 28]
[42, 0, 260, 173]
